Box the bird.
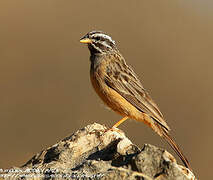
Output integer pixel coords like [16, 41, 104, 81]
[80, 30, 191, 170]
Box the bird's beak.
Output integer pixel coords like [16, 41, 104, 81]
[80, 38, 92, 44]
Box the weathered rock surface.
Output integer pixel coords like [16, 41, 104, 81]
[0, 123, 196, 180]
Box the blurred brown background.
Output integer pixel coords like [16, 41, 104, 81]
[0, 0, 212, 179]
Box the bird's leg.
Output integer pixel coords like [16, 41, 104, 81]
[112, 116, 128, 128]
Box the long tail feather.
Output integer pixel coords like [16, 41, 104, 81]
[161, 129, 192, 171]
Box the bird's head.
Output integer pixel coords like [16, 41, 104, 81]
[80, 31, 117, 54]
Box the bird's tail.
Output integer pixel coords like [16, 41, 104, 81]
[161, 128, 192, 171]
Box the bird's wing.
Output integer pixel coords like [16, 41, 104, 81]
[104, 59, 170, 131]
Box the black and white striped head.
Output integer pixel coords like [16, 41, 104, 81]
[80, 31, 117, 54]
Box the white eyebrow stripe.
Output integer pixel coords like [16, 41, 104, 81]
[91, 33, 115, 45]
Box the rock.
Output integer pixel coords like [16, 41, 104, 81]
[0, 123, 196, 180]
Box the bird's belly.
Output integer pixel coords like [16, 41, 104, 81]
[90, 72, 143, 119]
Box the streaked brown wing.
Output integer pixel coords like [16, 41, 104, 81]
[104, 59, 170, 131]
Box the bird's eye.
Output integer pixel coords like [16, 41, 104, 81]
[96, 37, 101, 41]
